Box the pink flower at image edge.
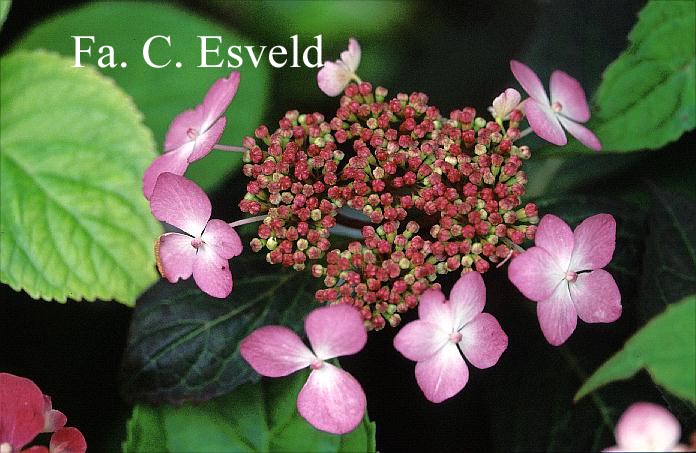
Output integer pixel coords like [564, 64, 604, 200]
[604, 402, 691, 452]
[317, 38, 361, 97]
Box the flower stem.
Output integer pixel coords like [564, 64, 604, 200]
[518, 127, 533, 139]
[214, 144, 246, 152]
[229, 215, 266, 228]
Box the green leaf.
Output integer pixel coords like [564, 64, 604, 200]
[122, 369, 376, 453]
[120, 254, 320, 403]
[0, 51, 161, 304]
[576, 295, 696, 403]
[0, 0, 10, 31]
[17, 2, 270, 190]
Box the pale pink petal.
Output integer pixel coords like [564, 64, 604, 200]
[202, 219, 243, 260]
[558, 116, 602, 151]
[508, 247, 564, 302]
[393, 320, 449, 362]
[449, 271, 486, 329]
[164, 106, 205, 152]
[569, 214, 616, 271]
[510, 60, 550, 104]
[536, 283, 577, 346]
[240, 326, 315, 377]
[601, 446, 622, 452]
[142, 145, 193, 200]
[340, 38, 361, 73]
[297, 364, 366, 435]
[570, 270, 622, 324]
[188, 116, 227, 163]
[49, 427, 86, 453]
[414, 343, 469, 403]
[201, 71, 240, 131]
[155, 233, 196, 283]
[492, 88, 521, 119]
[458, 313, 508, 369]
[42, 396, 66, 433]
[317, 61, 354, 97]
[149, 173, 211, 236]
[550, 70, 590, 123]
[305, 305, 367, 360]
[192, 244, 232, 298]
[0, 373, 45, 449]
[525, 99, 567, 146]
[418, 289, 453, 329]
[615, 403, 681, 452]
[535, 214, 575, 271]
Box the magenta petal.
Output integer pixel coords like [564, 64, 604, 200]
[42, 396, 67, 433]
[240, 326, 315, 377]
[201, 72, 240, 131]
[570, 270, 622, 324]
[164, 107, 205, 152]
[49, 427, 87, 453]
[525, 99, 567, 146]
[550, 70, 590, 122]
[458, 313, 508, 369]
[317, 61, 353, 97]
[202, 219, 243, 260]
[192, 245, 232, 298]
[155, 233, 196, 283]
[558, 116, 602, 151]
[508, 247, 563, 302]
[297, 364, 366, 435]
[415, 344, 469, 403]
[536, 283, 577, 346]
[449, 272, 486, 329]
[149, 173, 211, 236]
[570, 214, 616, 271]
[393, 320, 449, 362]
[615, 403, 681, 452]
[0, 373, 45, 449]
[189, 116, 226, 163]
[417, 288, 452, 329]
[535, 214, 575, 271]
[142, 145, 192, 200]
[510, 60, 550, 104]
[305, 305, 367, 360]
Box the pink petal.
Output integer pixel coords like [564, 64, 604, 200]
[508, 247, 564, 302]
[201, 72, 240, 131]
[558, 116, 602, 151]
[305, 305, 367, 360]
[49, 427, 86, 453]
[317, 61, 354, 97]
[0, 373, 45, 449]
[569, 214, 616, 271]
[536, 283, 577, 346]
[550, 70, 590, 123]
[192, 244, 233, 298]
[297, 364, 366, 435]
[510, 60, 550, 104]
[240, 326, 315, 377]
[525, 99, 567, 146]
[155, 233, 196, 283]
[492, 88, 521, 119]
[42, 396, 66, 433]
[202, 219, 243, 260]
[570, 270, 622, 324]
[393, 320, 449, 362]
[414, 343, 469, 403]
[149, 173, 211, 236]
[22, 447, 49, 453]
[458, 313, 508, 369]
[615, 403, 681, 452]
[188, 116, 226, 163]
[142, 145, 192, 200]
[535, 214, 575, 271]
[417, 288, 453, 329]
[164, 107, 205, 152]
[449, 271, 486, 329]
[340, 38, 361, 73]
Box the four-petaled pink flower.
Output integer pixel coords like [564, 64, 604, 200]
[240, 304, 368, 434]
[393, 272, 508, 403]
[150, 172, 242, 298]
[510, 60, 601, 151]
[508, 214, 621, 346]
[317, 38, 361, 97]
[0, 373, 86, 453]
[143, 71, 241, 199]
[491, 88, 521, 120]
[604, 402, 691, 452]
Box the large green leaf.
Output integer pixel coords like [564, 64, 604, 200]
[120, 254, 320, 403]
[0, 51, 161, 304]
[17, 2, 270, 190]
[0, 0, 10, 31]
[576, 295, 696, 403]
[122, 369, 376, 453]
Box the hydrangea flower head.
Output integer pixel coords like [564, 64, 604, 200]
[508, 214, 621, 345]
[393, 272, 508, 403]
[317, 38, 361, 96]
[240, 304, 368, 434]
[604, 402, 691, 452]
[510, 60, 601, 150]
[143, 71, 240, 199]
[150, 172, 242, 298]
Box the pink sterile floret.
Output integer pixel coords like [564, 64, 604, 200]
[508, 213, 621, 346]
[393, 272, 508, 403]
[491, 88, 521, 120]
[143, 71, 241, 199]
[510, 60, 601, 151]
[240, 304, 368, 435]
[150, 172, 242, 298]
[317, 38, 361, 97]
[604, 402, 691, 452]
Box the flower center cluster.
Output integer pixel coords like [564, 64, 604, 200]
[551, 101, 563, 113]
[191, 236, 203, 249]
[565, 270, 578, 282]
[449, 331, 463, 343]
[240, 82, 538, 330]
[187, 127, 199, 139]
